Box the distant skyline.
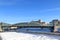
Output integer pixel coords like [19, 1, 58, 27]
[0, 0, 60, 23]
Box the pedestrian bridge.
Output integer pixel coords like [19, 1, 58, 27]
[0, 22, 60, 32]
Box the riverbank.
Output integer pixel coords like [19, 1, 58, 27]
[0, 32, 60, 40]
[16, 31, 60, 36]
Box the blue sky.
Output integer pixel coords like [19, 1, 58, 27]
[0, 0, 60, 23]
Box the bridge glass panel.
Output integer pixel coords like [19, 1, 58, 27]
[16, 28, 51, 32]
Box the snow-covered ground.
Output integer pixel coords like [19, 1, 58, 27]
[0, 32, 60, 40]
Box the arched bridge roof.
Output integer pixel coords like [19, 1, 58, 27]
[14, 22, 53, 27]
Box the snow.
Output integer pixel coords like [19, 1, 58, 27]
[0, 32, 60, 40]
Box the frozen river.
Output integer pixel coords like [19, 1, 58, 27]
[0, 32, 60, 40]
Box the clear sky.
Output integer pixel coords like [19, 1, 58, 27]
[0, 0, 60, 24]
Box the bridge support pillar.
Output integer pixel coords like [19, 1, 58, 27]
[53, 26, 58, 32]
[0, 26, 2, 32]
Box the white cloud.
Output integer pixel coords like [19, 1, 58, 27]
[0, 0, 15, 5]
[0, 0, 24, 5]
[40, 7, 60, 13]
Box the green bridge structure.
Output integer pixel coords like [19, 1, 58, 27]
[0, 19, 60, 32]
[13, 21, 60, 32]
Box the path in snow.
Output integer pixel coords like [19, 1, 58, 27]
[0, 32, 60, 40]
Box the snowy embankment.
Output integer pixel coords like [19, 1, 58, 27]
[0, 32, 60, 40]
